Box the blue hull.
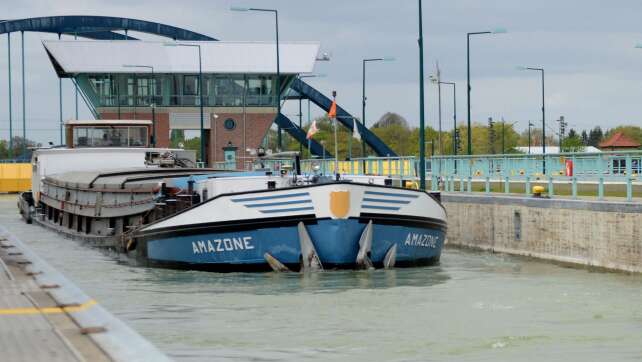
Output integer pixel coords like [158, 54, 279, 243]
[141, 218, 445, 271]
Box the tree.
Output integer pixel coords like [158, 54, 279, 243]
[581, 130, 589, 146]
[588, 126, 603, 147]
[372, 112, 409, 129]
[561, 132, 585, 152]
[0, 136, 39, 160]
[567, 128, 578, 139]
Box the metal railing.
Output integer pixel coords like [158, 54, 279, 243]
[208, 151, 641, 201]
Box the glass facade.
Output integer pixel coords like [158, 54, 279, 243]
[81, 73, 288, 108]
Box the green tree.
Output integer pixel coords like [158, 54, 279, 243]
[561, 129, 585, 152]
[588, 126, 603, 147]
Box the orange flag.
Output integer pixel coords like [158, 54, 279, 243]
[328, 100, 337, 119]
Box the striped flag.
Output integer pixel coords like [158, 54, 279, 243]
[306, 120, 319, 140]
[353, 119, 361, 140]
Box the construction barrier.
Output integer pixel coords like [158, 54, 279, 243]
[0, 163, 31, 193]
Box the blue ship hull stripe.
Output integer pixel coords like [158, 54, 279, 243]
[232, 192, 310, 203]
[362, 197, 411, 204]
[362, 204, 401, 211]
[259, 206, 316, 214]
[364, 190, 419, 198]
[245, 199, 312, 208]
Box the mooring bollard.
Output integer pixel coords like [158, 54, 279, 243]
[627, 177, 633, 202]
[532, 185, 545, 198]
[572, 177, 577, 199]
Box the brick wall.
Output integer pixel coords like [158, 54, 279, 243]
[210, 112, 276, 168]
[98, 110, 276, 167]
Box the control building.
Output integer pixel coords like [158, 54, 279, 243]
[43, 40, 319, 167]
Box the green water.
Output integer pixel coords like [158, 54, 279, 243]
[2, 196, 641, 361]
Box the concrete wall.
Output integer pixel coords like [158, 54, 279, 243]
[442, 194, 642, 272]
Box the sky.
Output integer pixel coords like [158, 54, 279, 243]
[1, 0, 642, 144]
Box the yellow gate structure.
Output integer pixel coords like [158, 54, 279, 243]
[0, 164, 31, 193]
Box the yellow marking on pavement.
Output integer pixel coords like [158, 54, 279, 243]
[0, 299, 97, 315]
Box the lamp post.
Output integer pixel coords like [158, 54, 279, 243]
[232, 6, 281, 149]
[528, 121, 534, 154]
[164, 43, 204, 164]
[501, 119, 518, 154]
[466, 28, 506, 155]
[418, 0, 426, 190]
[123, 64, 156, 147]
[362, 57, 395, 159]
[430, 77, 456, 155]
[518, 66, 545, 174]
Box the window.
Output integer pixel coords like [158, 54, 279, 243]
[183, 75, 198, 96]
[224, 118, 236, 131]
[72, 126, 148, 148]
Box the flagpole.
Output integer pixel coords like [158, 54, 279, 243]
[332, 91, 339, 179]
[348, 120, 352, 159]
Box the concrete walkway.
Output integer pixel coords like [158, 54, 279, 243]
[0, 226, 170, 362]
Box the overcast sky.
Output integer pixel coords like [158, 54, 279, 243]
[2, 0, 642, 144]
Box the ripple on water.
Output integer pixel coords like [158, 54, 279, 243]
[2, 196, 642, 362]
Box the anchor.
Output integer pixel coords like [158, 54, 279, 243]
[298, 222, 323, 272]
[355, 220, 374, 269]
[264, 253, 291, 272]
[383, 244, 397, 269]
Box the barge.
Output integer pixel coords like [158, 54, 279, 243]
[20, 120, 447, 272]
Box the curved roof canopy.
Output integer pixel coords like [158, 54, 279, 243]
[0, 15, 216, 41]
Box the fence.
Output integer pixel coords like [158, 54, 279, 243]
[252, 151, 641, 201]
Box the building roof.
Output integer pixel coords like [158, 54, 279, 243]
[43, 40, 320, 76]
[599, 132, 641, 148]
[515, 146, 602, 154]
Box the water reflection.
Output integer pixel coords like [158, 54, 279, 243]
[122, 264, 451, 296]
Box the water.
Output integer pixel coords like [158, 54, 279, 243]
[2, 195, 642, 361]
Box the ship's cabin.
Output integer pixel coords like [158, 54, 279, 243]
[65, 120, 152, 148]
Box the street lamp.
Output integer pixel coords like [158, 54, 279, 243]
[528, 121, 534, 154]
[466, 28, 506, 155]
[362, 56, 395, 158]
[429, 76, 457, 155]
[418, 0, 426, 190]
[123, 64, 156, 147]
[164, 43, 204, 165]
[501, 119, 518, 154]
[231, 6, 282, 149]
[518, 66, 545, 174]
